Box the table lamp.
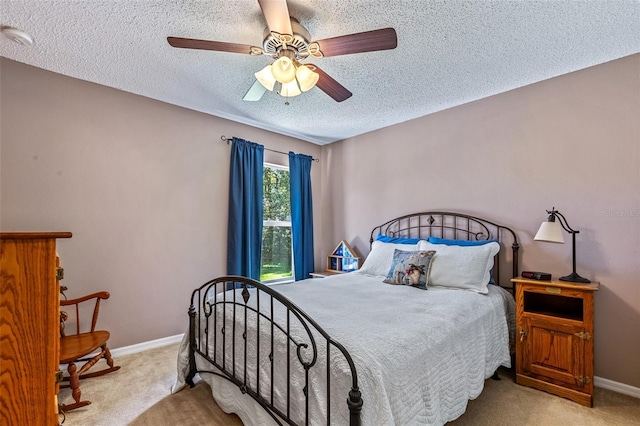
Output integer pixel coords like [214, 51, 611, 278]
[534, 207, 591, 283]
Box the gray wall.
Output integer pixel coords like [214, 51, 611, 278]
[0, 58, 322, 349]
[320, 54, 640, 388]
[2, 53, 639, 388]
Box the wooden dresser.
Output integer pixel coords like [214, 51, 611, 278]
[1, 232, 72, 425]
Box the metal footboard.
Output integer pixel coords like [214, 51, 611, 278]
[185, 275, 362, 426]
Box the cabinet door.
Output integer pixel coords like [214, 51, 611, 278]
[522, 316, 585, 389]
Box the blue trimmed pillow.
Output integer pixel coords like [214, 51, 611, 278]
[427, 237, 498, 246]
[376, 234, 423, 245]
[358, 240, 419, 277]
[383, 249, 436, 290]
[417, 240, 500, 293]
[427, 237, 499, 284]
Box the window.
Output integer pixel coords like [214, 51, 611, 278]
[261, 164, 293, 282]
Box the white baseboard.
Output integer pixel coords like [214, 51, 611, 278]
[110, 333, 184, 358]
[595, 376, 640, 399]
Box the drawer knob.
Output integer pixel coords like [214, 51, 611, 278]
[574, 331, 591, 340]
[519, 328, 527, 342]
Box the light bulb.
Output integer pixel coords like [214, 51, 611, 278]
[271, 56, 296, 84]
[295, 65, 319, 92]
[254, 65, 276, 91]
[280, 80, 301, 97]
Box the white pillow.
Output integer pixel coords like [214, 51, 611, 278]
[417, 240, 500, 293]
[357, 240, 419, 277]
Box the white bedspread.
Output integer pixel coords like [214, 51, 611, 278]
[173, 273, 515, 425]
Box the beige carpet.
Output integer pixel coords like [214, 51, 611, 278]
[59, 343, 241, 426]
[128, 381, 242, 426]
[59, 343, 640, 425]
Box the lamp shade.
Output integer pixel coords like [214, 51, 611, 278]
[279, 79, 301, 97]
[271, 56, 296, 84]
[254, 65, 276, 91]
[295, 65, 319, 92]
[534, 221, 565, 244]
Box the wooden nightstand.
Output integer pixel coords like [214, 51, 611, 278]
[309, 270, 344, 279]
[511, 276, 599, 407]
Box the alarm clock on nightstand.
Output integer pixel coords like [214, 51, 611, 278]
[521, 271, 552, 281]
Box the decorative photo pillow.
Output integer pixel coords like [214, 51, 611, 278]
[383, 249, 436, 290]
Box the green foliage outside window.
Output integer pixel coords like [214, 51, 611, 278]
[261, 166, 292, 281]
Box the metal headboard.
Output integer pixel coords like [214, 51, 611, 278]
[369, 211, 520, 289]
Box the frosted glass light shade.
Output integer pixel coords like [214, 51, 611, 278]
[295, 65, 319, 92]
[255, 65, 276, 91]
[534, 221, 565, 244]
[271, 56, 296, 83]
[280, 80, 301, 97]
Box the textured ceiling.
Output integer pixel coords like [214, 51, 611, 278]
[1, 1, 638, 145]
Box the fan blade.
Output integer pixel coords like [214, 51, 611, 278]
[313, 28, 397, 57]
[167, 36, 255, 54]
[258, 0, 293, 35]
[243, 80, 268, 101]
[308, 65, 352, 102]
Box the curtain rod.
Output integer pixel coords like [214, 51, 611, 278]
[221, 136, 319, 162]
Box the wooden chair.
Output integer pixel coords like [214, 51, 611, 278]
[59, 291, 120, 411]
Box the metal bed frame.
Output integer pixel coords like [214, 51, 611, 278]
[184, 212, 520, 425]
[370, 211, 520, 287]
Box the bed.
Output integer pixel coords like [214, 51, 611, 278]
[172, 211, 520, 425]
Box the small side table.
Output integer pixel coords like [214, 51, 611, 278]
[512, 276, 599, 407]
[309, 270, 345, 279]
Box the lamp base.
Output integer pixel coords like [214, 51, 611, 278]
[559, 272, 591, 284]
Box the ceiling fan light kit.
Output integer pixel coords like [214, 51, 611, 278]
[271, 54, 297, 83]
[255, 65, 277, 91]
[254, 55, 320, 97]
[280, 79, 302, 97]
[167, 0, 397, 102]
[295, 65, 319, 92]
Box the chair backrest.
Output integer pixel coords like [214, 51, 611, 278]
[60, 291, 110, 337]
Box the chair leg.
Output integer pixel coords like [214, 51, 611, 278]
[60, 362, 91, 411]
[76, 344, 121, 380]
[58, 344, 120, 411]
[104, 344, 117, 369]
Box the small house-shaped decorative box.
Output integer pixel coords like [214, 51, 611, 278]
[326, 240, 361, 273]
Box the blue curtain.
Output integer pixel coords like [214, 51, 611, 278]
[227, 138, 264, 280]
[289, 152, 314, 280]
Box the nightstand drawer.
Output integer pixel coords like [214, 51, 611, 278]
[522, 286, 584, 321]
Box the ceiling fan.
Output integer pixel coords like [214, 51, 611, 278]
[167, 0, 397, 102]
